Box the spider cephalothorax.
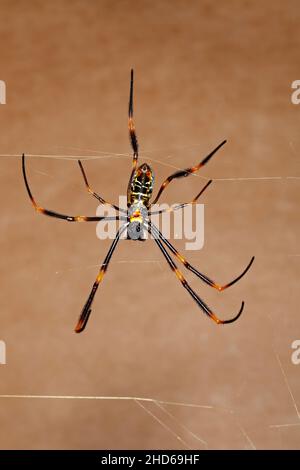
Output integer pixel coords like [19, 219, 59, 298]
[127, 200, 148, 240]
[22, 69, 254, 333]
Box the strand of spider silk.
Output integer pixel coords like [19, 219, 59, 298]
[1, 153, 299, 181]
[0, 394, 224, 410]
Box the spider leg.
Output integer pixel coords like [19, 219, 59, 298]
[151, 140, 226, 206]
[127, 69, 140, 205]
[78, 160, 127, 214]
[145, 223, 244, 324]
[22, 154, 127, 222]
[149, 180, 212, 215]
[128, 68, 139, 171]
[149, 221, 255, 291]
[75, 223, 128, 333]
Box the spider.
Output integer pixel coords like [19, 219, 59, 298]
[22, 69, 255, 333]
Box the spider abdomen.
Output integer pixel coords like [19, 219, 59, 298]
[128, 163, 154, 207]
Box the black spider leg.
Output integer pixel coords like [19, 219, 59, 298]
[149, 180, 213, 216]
[145, 223, 244, 324]
[127, 69, 139, 206]
[22, 154, 127, 223]
[128, 68, 138, 169]
[78, 160, 127, 214]
[148, 221, 255, 291]
[75, 223, 129, 333]
[151, 140, 226, 206]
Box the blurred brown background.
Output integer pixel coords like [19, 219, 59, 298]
[0, 0, 299, 450]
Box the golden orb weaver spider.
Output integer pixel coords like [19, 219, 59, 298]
[22, 69, 255, 333]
